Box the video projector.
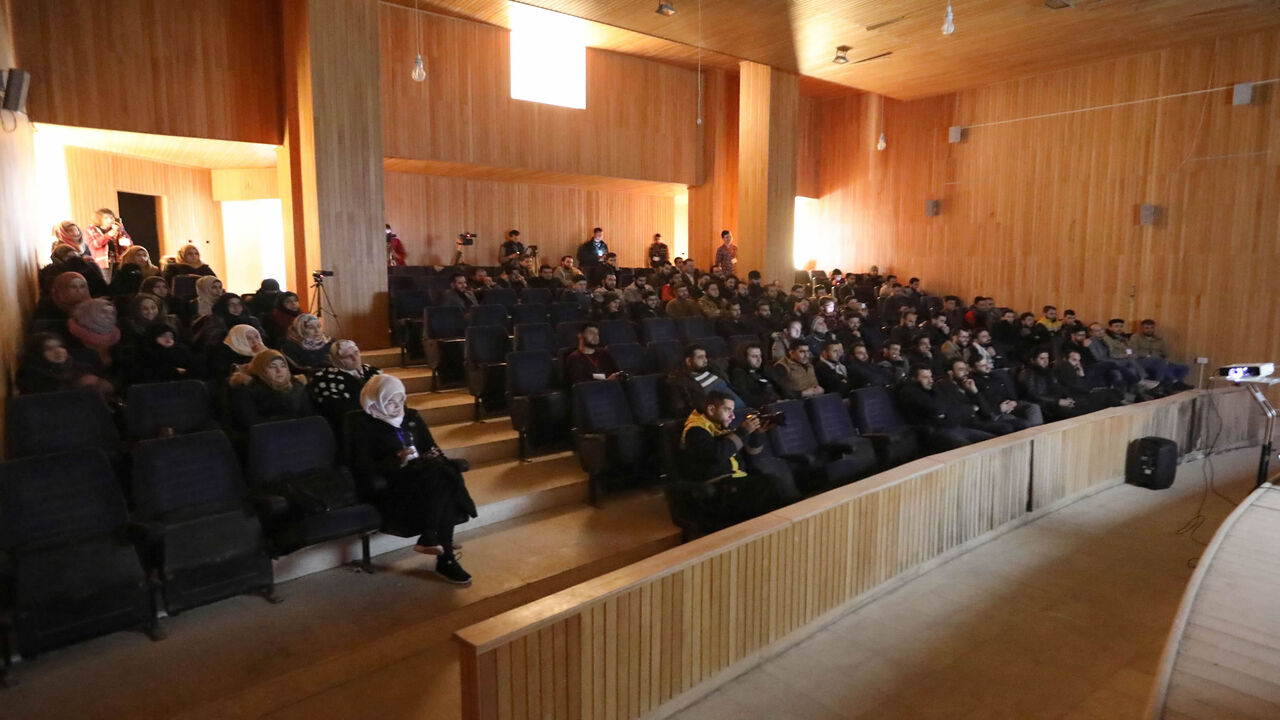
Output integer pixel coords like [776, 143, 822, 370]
[1216, 362, 1276, 384]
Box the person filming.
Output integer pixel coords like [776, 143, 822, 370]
[84, 208, 132, 275]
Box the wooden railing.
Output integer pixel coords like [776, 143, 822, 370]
[455, 388, 1259, 720]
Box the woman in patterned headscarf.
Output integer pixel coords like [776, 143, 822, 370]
[281, 312, 333, 373]
[308, 339, 380, 431]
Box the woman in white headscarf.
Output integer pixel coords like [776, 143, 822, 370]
[194, 275, 224, 317]
[309, 339, 381, 430]
[350, 374, 476, 586]
[209, 324, 268, 383]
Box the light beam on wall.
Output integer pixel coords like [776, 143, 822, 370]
[793, 196, 820, 270]
[509, 3, 587, 110]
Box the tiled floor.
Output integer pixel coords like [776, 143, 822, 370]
[673, 447, 1262, 720]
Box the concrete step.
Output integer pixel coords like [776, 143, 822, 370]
[407, 388, 478, 426]
[383, 365, 434, 394]
[362, 346, 404, 369]
[2, 495, 680, 720]
[432, 418, 520, 466]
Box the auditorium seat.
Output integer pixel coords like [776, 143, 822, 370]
[550, 302, 586, 326]
[131, 430, 276, 614]
[392, 290, 431, 362]
[675, 316, 715, 344]
[480, 287, 518, 309]
[424, 306, 467, 390]
[468, 303, 509, 331]
[388, 275, 417, 293]
[572, 379, 650, 505]
[599, 319, 638, 347]
[514, 322, 556, 354]
[518, 287, 553, 306]
[5, 389, 119, 459]
[849, 386, 923, 470]
[694, 336, 730, 363]
[640, 317, 678, 344]
[124, 380, 216, 439]
[511, 303, 550, 326]
[607, 343, 655, 376]
[804, 393, 878, 476]
[0, 449, 160, 661]
[555, 321, 588, 350]
[424, 275, 452, 304]
[506, 350, 570, 459]
[648, 340, 684, 374]
[465, 324, 511, 420]
[247, 418, 381, 569]
[765, 399, 875, 493]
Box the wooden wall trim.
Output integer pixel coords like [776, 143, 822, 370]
[453, 389, 1257, 720]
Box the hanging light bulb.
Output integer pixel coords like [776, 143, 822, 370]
[941, 5, 955, 35]
[410, 0, 426, 82]
[411, 53, 426, 82]
[877, 132, 887, 151]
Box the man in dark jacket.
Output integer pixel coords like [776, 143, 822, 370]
[665, 343, 744, 418]
[1053, 350, 1122, 412]
[935, 358, 1017, 435]
[970, 355, 1043, 428]
[716, 300, 757, 338]
[896, 364, 998, 450]
[846, 343, 895, 389]
[814, 340, 853, 396]
[577, 228, 608, 270]
[727, 343, 783, 410]
[1018, 350, 1084, 420]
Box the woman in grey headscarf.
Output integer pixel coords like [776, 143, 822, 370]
[309, 339, 381, 430]
[350, 374, 476, 586]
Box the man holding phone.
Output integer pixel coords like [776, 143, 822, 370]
[84, 208, 131, 275]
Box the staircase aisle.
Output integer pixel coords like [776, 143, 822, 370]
[2, 348, 680, 720]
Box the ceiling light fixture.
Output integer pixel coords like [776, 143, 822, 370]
[833, 46, 851, 64]
[656, 2, 675, 16]
[411, 0, 426, 82]
[941, 4, 955, 35]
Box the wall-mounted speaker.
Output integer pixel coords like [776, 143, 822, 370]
[1232, 82, 1254, 106]
[925, 199, 941, 217]
[947, 126, 965, 144]
[1138, 203, 1161, 227]
[2, 69, 30, 114]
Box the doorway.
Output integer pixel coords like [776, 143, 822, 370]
[116, 191, 161, 262]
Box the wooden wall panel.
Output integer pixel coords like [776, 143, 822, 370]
[738, 62, 799, 284]
[454, 390, 1253, 720]
[795, 95, 821, 199]
[384, 172, 676, 269]
[379, 4, 699, 186]
[814, 28, 1280, 376]
[211, 168, 279, 201]
[687, 69, 739, 268]
[1, 0, 41, 449]
[12, 0, 282, 144]
[62, 146, 226, 284]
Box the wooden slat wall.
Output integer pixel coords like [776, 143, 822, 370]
[210, 168, 279, 202]
[687, 68, 739, 268]
[0, 0, 40, 451]
[11, 0, 282, 144]
[62, 146, 226, 284]
[384, 172, 676, 268]
[379, 4, 699, 186]
[812, 28, 1280, 377]
[737, 62, 799, 284]
[456, 390, 1255, 720]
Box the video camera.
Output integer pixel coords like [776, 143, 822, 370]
[312, 269, 334, 283]
[457, 232, 476, 246]
[746, 410, 786, 427]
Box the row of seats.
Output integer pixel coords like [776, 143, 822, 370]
[0, 413, 382, 670]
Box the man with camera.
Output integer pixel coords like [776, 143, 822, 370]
[84, 208, 132, 275]
[677, 391, 788, 529]
[499, 229, 525, 268]
[577, 227, 609, 270]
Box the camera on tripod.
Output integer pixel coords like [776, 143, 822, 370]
[312, 269, 335, 283]
[457, 233, 476, 246]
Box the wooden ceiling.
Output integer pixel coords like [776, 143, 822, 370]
[396, 0, 1280, 99]
[32, 124, 279, 169]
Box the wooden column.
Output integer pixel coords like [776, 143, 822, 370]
[282, 0, 387, 349]
[688, 68, 738, 269]
[736, 61, 798, 285]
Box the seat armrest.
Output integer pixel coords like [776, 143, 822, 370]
[250, 492, 290, 518]
[820, 441, 856, 456]
[573, 431, 609, 474]
[449, 458, 470, 473]
[779, 452, 820, 468]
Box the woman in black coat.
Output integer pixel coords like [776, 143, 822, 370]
[226, 349, 314, 433]
[351, 374, 476, 586]
[309, 339, 380, 432]
[129, 323, 201, 386]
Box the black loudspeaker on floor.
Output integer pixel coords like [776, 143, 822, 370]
[1125, 436, 1179, 490]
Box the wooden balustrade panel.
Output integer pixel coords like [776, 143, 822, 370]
[458, 390, 1262, 720]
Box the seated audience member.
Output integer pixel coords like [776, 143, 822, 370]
[969, 355, 1043, 428]
[192, 293, 262, 352]
[210, 324, 269, 383]
[1062, 326, 1121, 390]
[66, 298, 122, 375]
[991, 309, 1020, 352]
[922, 314, 950, 348]
[1037, 306, 1061, 333]
[269, 292, 302, 344]
[1015, 312, 1050, 362]
[834, 311, 865, 351]
[877, 274, 899, 300]
[1054, 350, 1123, 411]
[120, 293, 164, 348]
[697, 282, 726, 319]
[906, 335, 946, 375]
[1018, 349, 1085, 420]
[814, 340, 852, 396]
[310, 339, 381, 429]
[804, 316, 838, 358]
[846, 343, 895, 389]
[15, 332, 103, 396]
[351, 374, 476, 584]
[1104, 317, 1173, 391]
[896, 364, 997, 450]
[528, 264, 559, 291]
[194, 276, 224, 318]
[744, 270, 765, 299]
[1131, 319, 1191, 389]
[1088, 322, 1145, 390]
[937, 359, 1017, 435]
[129, 323, 200, 385]
[565, 324, 621, 385]
[715, 300, 755, 338]
[592, 293, 627, 322]
[441, 272, 478, 311]
[888, 308, 919, 348]
[940, 328, 972, 363]
[468, 266, 495, 291]
[552, 255, 582, 287]
[630, 291, 664, 321]
[678, 392, 786, 529]
[941, 295, 966, 334]
[109, 246, 159, 295]
[139, 276, 175, 316]
[34, 271, 91, 324]
[770, 340, 824, 400]
[50, 220, 91, 260]
[666, 284, 702, 318]
[877, 341, 909, 384]
[163, 243, 217, 282]
[769, 319, 804, 363]
[248, 279, 282, 319]
[39, 244, 109, 298]
[963, 296, 987, 329]
[228, 349, 314, 431]
[281, 313, 334, 374]
[1059, 309, 1085, 338]
[968, 328, 1004, 368]
[621, 273, 651, 305]
[666, 343, 744, 418]
[750, 301, 778, 340]
[727, 343, 783, 410]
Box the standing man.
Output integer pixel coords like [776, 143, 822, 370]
[577, 227, 608, 270]
[84, 208, 131, 275]
[648, 233, 670, 268]
[714, 230, 737, 274]
[499, 230, 525, 271]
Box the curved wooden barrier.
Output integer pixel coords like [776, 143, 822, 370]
[1146, 477, 1280, 719]
[456, 389, 1258, 720]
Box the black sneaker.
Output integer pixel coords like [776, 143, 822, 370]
[434, 557, 472, 586]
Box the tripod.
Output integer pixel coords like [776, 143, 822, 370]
[309, 274, 340, 330]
